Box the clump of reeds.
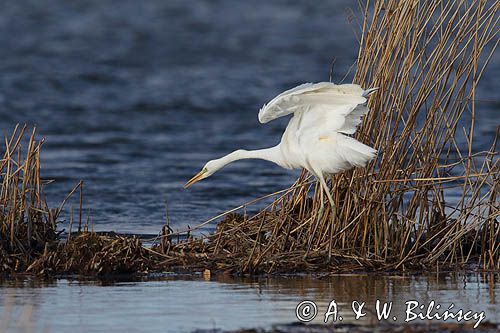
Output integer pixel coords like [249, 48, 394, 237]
[27, 233, 152, 276]
[0, 125, 156, 276]
[163, 0, 499, 273]
[0, 125, 59, 274]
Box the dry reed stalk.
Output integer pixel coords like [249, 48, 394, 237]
[0, 125, 84, 274]
[164, 0, 499, 274]
[0, 125, 54, 273]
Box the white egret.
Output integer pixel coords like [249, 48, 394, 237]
[184, 82, 378, 200]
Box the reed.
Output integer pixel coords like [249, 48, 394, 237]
[0, 125, 57, 273]
[27, 232, 151, 275]
[166, 0, 499, 273]
[0, 125, 158, 276]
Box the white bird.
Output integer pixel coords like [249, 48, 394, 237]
[184, 82, 378, 202]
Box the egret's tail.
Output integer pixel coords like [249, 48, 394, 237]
[338, 135, 377, 168]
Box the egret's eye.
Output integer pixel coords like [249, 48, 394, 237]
[203, 167, 208, 172]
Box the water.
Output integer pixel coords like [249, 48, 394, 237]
[1, 273, 498, 333]
[0, 0, 497, 235]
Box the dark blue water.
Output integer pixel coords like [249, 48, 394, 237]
[0, 0, 497, 234]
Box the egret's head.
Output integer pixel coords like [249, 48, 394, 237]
[183, 159, 221, 188]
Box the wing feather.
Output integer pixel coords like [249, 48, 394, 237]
[337, 104, 369, 135]
[258, 82, 367, 124]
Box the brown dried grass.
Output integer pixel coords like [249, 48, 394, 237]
[0, 125, 58, 273]
[26, 233, 151, 276]
[0, 126, 158, 276]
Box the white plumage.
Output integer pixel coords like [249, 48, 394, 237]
[184, 82, 378, 205]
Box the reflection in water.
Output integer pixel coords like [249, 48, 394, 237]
[0, 273, 498, 333]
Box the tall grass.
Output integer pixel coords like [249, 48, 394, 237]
[0, 125, 151, 276]
[0, 125, 84, 274]
[173, 0, 499, 273]
[346, 0, 499, 270]
[0, 125, 55, 273]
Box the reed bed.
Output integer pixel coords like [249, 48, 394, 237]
[0, 126, 156, 276]
[26, 233, 151, 275]
[0, 125, 58, 274]
[160, 0, 499, 274]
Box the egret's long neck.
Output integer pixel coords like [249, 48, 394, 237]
[218, 145, 284, 169]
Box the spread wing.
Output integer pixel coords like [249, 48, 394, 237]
[258, 82, 370, 134]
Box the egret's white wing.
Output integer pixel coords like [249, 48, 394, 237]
[258, 82, 367, 125]
[337, 104, 369, 134]
[279, 104, 376, 174]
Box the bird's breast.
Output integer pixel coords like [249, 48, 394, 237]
[279, 115, 307, 170]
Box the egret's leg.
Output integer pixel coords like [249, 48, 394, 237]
[319, 176, 335, 209]
[318, 175, 337, 262]
[305, 177, 326, 258]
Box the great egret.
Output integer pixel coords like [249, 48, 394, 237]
[184, 82, 378, 200]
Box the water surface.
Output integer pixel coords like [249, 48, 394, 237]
[1, 273, 498, 333]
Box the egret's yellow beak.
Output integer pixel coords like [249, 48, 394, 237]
[184, 170, 206, 188]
